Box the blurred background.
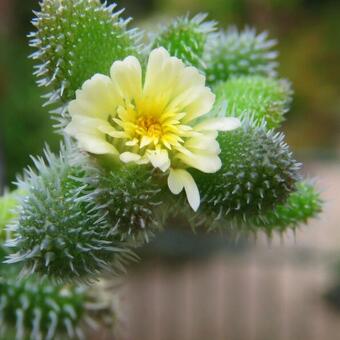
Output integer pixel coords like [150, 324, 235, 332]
[0, 0, 339, 339]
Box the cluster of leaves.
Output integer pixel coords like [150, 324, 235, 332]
[0, 256, 121, 340]
[29, 0, 142, 128]
[5, 143, 140, 282]
[0, 271, 87, 339]
[0, 194, 120, 339]
[214, 75, 292, 129]
[0, 4, 322, 337]
[195, 120, 301, 222]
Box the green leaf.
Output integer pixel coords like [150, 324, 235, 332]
[193, 120, 301, 225]
[152, 13, 216, 69]
[214, 75, 293, 129]
[205, 28, 278, 84]
[5, 143, 137, 283]
[96, 164, 165, 244]
[0, 274, 86, 339]
[248, 180, 322, 234]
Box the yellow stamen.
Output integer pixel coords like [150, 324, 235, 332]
[136, 116, 163, 140]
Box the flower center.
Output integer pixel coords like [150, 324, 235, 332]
[136, 116, 163, 139]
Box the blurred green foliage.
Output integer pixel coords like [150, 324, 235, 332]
[0, 36, 60, 189]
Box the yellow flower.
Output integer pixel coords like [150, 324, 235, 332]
[65, 47, 240, 211]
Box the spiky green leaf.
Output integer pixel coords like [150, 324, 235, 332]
[205, 28, 278, 84]
[249, 180, 322, 234]
[0, 275, 86, 339]
[5, 143, 136, 283]
[152, 13, 216, 69]
[193, 120, 301, 225]
[97, 164, 165, 244]
[214, 75, 292, 128]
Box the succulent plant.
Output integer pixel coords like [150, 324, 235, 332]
[152, 13, 216, 69]
[249, 180, 322, 234]
[97, 164, 165, 244]
[5, 144, 136, 282]
[2, 0, 323, 298]
[194, 120, 301, 225]
[0, 245, 119, 340]
[214, 75, 292, 129]
[205, 28, 278, 84]
[0, 274, 86, 340]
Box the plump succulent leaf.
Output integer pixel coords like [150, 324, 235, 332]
[214, 75, 293, 129]
[2, 0, 322, 288]
[152, 13, 216, 69]
[5, 143, 136, 283]
[96, 164, 165, 244]
[205, 28, 278, 84]
[193, 120, 301, 226]
[0, 249, 119, 339]
[248, 180, 322, 234]
[29, 0, 141, 126]
[0, 274, 87, 339]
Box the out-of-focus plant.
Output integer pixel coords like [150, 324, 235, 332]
[0, 38, 60, 188]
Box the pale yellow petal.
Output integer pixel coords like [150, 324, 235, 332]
[140, 136, 153, 148]
[117, 105, 137, 122]
[143, 48, 215, 123]
[119, 152, 141, 163]
[66, 115, 108, 135]
[172, 66, 206, 97]
[110, 56, 142, 101]
[92, 119, 127, 138]
[176, 152, 222, 173]
[167, 168, 184, 195]
[184, 135, 220, 154]
[195, 117, 241, 132]
[143, 48, 186, 109]
[65, 127, 116, 155]
[68, 74, 119, 120]
[65, 116, 118, 155]
[75, 134, 117, 155]
[167, 169, 200, 211]
[180, 88, 215, 123]
[147, 149, 170, 172]
[164, 65, 214, 122]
